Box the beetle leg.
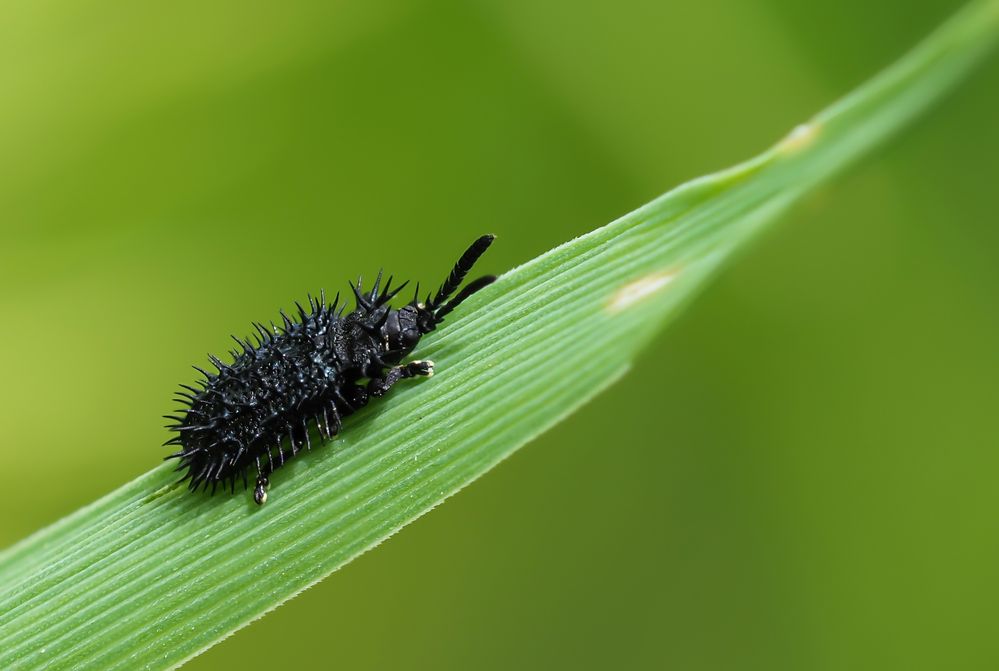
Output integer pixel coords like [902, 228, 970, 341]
[254, 455, 271, 505]
[368, 360, 435, 397]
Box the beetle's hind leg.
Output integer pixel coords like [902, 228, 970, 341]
[253, 454, 271, 506]
[254, 473, 270, 505]
[368, 360, 435, 397]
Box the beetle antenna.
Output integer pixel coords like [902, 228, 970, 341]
[434, 275, 496, 321]
[428, 235, 495, 313]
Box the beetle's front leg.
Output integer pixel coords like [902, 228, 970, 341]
[368, 360, 434, 397]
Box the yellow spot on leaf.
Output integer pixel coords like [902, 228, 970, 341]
[778, 122, 820, 154]
[606, 270, 677, 313]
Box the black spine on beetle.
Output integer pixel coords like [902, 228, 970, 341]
[164, 235, 496, 505]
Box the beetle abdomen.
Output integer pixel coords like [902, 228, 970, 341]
[167, 297, 369, 494]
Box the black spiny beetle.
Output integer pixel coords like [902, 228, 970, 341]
[165, 235, 496, 505]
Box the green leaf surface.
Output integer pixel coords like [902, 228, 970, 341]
[2, 2, 997, 668]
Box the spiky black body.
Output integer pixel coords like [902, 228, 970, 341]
[165, 235, 496, 504]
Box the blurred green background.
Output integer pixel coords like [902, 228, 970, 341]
[2, 0, 998, 669]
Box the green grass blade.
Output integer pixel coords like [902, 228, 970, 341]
[2, 2, 997, 668]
